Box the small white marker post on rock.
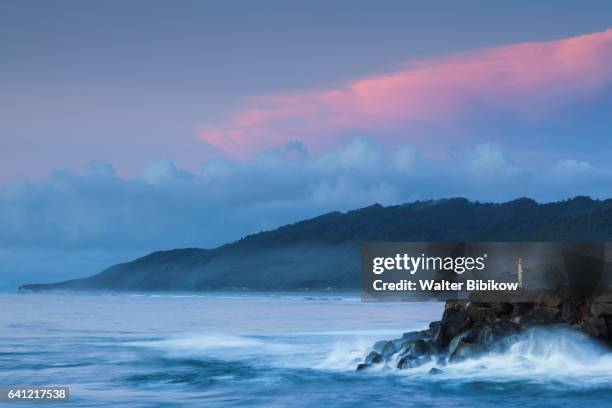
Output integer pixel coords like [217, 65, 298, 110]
[517, 256, 524, 288]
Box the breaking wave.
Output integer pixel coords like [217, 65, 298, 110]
[438, 327, 612, 388]
[353, 326, 612, 389]
[127, 325, 612, 390]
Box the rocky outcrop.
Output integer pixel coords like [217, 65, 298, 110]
[356, 292, 612, 372]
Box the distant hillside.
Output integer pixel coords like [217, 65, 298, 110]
[19, 196, 612, 292]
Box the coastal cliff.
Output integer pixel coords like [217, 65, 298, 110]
[357, 292, 612, 372]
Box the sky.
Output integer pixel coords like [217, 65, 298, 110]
[1, 1, 612, 288]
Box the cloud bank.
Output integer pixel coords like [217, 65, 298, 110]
[3, 139, 612, 253]
[199, 30, 612, 156]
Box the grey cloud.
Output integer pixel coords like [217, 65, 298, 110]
[3, 138, 612, 251]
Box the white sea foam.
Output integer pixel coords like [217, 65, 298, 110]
[383, 326, 612, 388]
[314, 339, 374, 371]
[133, 333, 289, 351]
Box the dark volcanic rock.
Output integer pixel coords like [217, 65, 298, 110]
[372, 340, 396, 357]
[397, 354, 431, 369]
[531, 306, 561, 323]
[582, 317, 608, 338]
[449, 342, 485, 363]
[440, 306, 469, 340]
[411, 339, 430, 357]
[357, 291, 612, 371]
[364, 351, 383, 365]
[427, 321, 442, 338]
[467, 305, 497, 322]
[402, 329, 430, 341]
[561, 302, 582, 324]
[590, 302, 612, 317]
[489, 302, 513, 314]
[605, 317, 612, 335]
[512, 303, 532, 318]
[512, 306, 560, 326]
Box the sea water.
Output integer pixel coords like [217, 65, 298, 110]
[1, 293, 612, 407]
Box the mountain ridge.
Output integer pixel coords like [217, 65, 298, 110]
[19, 196, 612, 292]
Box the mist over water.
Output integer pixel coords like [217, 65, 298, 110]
[1, 293, 611, 407]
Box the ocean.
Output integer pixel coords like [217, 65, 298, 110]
[1, 293, 612, 407]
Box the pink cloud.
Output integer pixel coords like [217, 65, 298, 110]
[199, 29, 612, 157]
